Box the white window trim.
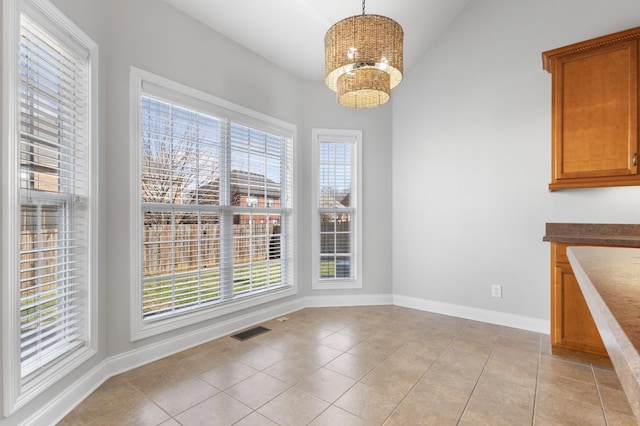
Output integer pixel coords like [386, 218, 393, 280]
[129, 67, 297, 341]
[311, 129, 363, 290]
[2, 0, 99, 415]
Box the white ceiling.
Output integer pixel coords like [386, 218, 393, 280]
[162, 0, 471, 81]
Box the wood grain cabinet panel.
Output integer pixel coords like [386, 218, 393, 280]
[543, 27, 640, 190]
[550, 241, 640, 365]
[552, 261, 607, 355]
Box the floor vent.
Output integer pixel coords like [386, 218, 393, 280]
[231, 326, 271, 341]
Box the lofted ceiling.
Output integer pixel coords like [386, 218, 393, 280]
[161, 0, 471, 81]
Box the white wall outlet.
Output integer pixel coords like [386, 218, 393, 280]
[491, 285, 502, 298]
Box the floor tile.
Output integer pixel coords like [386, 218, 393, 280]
[359, 350, 431, 399]
[334, 382, 400, 424]
[73, 377, 164, 425]
[385, 384, 465, 426]
[293, 367, 356, 402]
[199, 360, 258, 390]
[58, 306, 634, 426]
[319, 331, 363, 352]
[538, 355, 595, 383]
[263, 355, 321, 385]
[309, 405, 373, 426]
[481, 357, 538, 388]
[593, 366, 624, 390]
[233, 412, 278, 426]
[174, 393, 251, 426]
[225, 372, 289, 409]
[462, 376, 534, 424]
[534, 390, 606, 426]
[324, 351, 380, 381]
[236, 344, 285, 370]
[146, 376, 219, 416]
[537, 371, 601, 406]
[604, 410, 638, 426]
[294, 343, 344, 366]
[598, 385, 634, 415]
[83, 400, 170, 426]
[257, 388, 329, 426]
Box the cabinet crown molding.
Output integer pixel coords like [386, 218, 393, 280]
[542, 26, 640, 72]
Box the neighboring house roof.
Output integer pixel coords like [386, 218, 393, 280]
[318, 190, 346, 208]
[185, 169, 281, 204]
[229, 170, 281, 199]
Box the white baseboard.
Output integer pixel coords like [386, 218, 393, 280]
[393, 294, 550, 334]
[24, 293, 548, 426]
[107, 297, 307, 378]
[303, 293, 393, 308]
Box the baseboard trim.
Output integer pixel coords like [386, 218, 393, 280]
[303, 293, 393, 308]
[393, 294, 550, 334]
[107, 297, 307, 378]
[27, 293, 547, 426]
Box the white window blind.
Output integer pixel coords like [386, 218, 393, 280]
[312, 129, 362, 289]
[18, 12, 90, 379]
[140, 94, 292, 321]
[319, 142, 354, 279]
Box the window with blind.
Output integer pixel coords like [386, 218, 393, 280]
[2, 0, 98, 413]
[131, 69, 295, 339]
[311, 129, 362, 289]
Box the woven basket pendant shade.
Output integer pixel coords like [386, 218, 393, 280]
[325, 11, 403, 108]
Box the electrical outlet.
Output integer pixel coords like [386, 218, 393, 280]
[491, 285, 502, 298]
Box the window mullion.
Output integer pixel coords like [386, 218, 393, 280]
[219, 120, 233, 301]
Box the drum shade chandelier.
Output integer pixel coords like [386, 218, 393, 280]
[324, 0, 403, 108]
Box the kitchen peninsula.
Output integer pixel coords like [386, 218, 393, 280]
[567, 246, 640, 422]
[543, 223, 640, 364]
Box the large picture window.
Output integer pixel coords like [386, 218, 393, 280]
[131, 69, 295, 339]
[2, 0, 98, 413]
[311, 129, 362, 289]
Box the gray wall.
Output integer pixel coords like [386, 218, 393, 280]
[4, 0, 640, 423]
[0, 0, 393, 423]
[302, 81, 394, 298]
[97, 0, 307, 357]
[392, 0, 640, 321]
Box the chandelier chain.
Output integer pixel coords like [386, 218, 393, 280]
[362, 0, 365, 15]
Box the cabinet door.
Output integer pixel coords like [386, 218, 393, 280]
[549, 39, 639, 188]
[552, 262, 607, 355]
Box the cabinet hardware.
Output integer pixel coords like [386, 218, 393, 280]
[634, 153, 638, 166]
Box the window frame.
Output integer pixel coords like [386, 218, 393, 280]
[311, 129, 363, 290]
[129, 67, 297, 341]
[2, 0, 99, 415]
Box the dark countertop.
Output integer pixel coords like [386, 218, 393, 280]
[543, 223, 640, 246]
[567, 246, 640, 422]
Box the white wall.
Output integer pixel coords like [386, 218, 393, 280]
[301, 81, 394, 298]
[392, 0, 640, 322]
[98, 0, 308, 358]
[0, 0, 393, 423]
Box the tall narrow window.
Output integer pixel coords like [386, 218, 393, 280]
[2, 0, 98, 413]
[312, 129, 362, 289]
[131, 69, 295, 339]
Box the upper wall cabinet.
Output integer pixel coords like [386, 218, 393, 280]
[543, 27, 640, 191]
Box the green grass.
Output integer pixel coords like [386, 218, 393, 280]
[142, 261, 282, 316]
[320, 261, 335, 278]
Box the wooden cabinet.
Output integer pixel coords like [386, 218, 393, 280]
[551, 243, 607, 361]
[550, 241, 640, 365]
[543, 27, 640, 191]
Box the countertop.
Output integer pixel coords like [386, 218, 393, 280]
[543, 223, 640, 246]
[567, 246, 640, 422]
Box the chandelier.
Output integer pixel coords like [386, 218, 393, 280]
[324, 0, 403, 108]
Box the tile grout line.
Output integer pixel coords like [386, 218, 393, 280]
[591, 364, 610, 426]
[530, 334, 542, 425]
[455, 323, 504, 425]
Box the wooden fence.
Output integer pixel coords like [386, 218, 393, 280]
[143, 223, 281, 276]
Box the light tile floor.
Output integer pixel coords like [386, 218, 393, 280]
[58, 306, 636, 425]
